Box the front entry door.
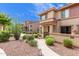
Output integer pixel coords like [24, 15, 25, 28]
[44, 26, 49, 37]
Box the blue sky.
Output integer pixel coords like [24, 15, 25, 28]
[0, 3, 66, 23]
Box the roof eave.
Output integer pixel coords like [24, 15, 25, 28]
[38, 7, 57, 16]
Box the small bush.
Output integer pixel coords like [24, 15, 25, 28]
[23, 35, 37, 47]
[27, 35, 34, 41]
[0, 31, 10, 42]
[45, 35, 54, 40]
[63, 38, 73, 48]
[45, 35, 55, 46]
[34, 34, 38, 38]
[23, 35, 28, 40]
[28, 40, 37, 47]
[45, 38, 55, 46]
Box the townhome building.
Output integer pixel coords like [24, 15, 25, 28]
[39, 3, 79, 37]
[24, 21, 40, 33]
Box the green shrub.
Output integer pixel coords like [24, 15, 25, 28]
[45, 38, 55, 46]
[34, 34, 38, 38]
[23, 35, 28, 40]
[63, 38, 73, 48]
[23, 31, 26, 34]
[23, 35, 36, 47]
[45, 35, 54, 40]
[45, 37, 55, 46]
[0, 31, 10, 42]
[28, 40, 37, 47]
[27, 35, 34, 41]
[12, 24, 22, 40]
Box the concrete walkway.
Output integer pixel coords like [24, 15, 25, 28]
[36, 39, 60, 56]
[0, 48, 6, 56]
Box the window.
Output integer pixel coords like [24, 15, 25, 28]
[45, 14, 47, 19]
[61, 9, 69, 19]
[30, 25, 32, 27]
[41, 15, 46, 20]
[61, 10, 65, 18]
[60, 26, 71, 34]
[65, 9, 69, 18]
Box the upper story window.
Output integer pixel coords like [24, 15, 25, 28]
[41, 15, 46, 20]
[41, 14, 47, 20]
[61, 9, 69, 19]
[40, 11, 54, 20]
[30, 25, 32, 28]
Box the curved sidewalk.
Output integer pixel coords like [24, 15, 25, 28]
[36, 39, 60, 56]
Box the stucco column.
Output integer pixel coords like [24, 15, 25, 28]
[57, 21, 60, 33]
[71, 25, 77, 35]
[71, 25, 77, 38]
[41, 25, 44, 38]
[49, 25, 53, 35]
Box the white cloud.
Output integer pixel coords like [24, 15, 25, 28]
[32, 3, 67, 17]
[56, 3, 66, 9]
[33, 3, 66, 13]
[33, 3, 56, 14]
[58, 4, 64, 7]
[57, 4, 65, 8]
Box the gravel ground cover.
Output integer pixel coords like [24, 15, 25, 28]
[0, 37, 40, 56]
[49, 34, 79, 56]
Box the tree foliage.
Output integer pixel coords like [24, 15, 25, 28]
[0, 13, 11, 25]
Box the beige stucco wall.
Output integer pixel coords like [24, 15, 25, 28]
[24, 21, 40, 33]
[56, 18, 79, 33]
[40, 18, 54, 24]
[41, 11, 55, 21]
[56, 4, 79, 19]
[47, 11, 54, 18]
[55, 11, 61, 19]
[27, 22, 39, 33]
[40, 4, 79, 35]
[60, 18, 79, 26]
[69, 4, 79, 18]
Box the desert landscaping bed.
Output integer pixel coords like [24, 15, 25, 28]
[49, 42, 79, 56]
[48, 34, 79, 56]
[0, 40, 40, 56]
